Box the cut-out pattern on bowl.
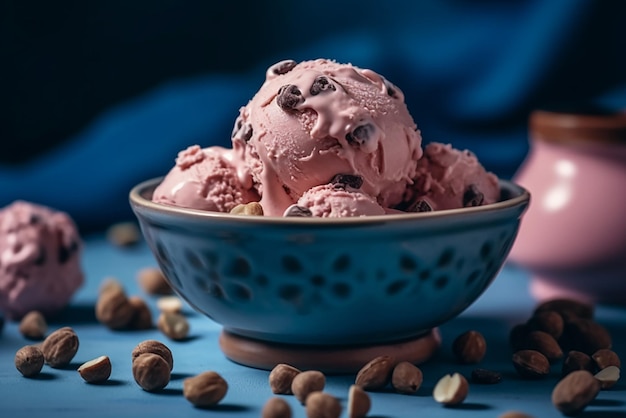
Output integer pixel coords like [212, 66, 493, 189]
[132, 178, 529, 345]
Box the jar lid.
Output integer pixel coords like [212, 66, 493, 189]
[530, 106, 626, 144]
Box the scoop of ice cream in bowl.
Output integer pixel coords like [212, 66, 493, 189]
[130, 59, 530, 372]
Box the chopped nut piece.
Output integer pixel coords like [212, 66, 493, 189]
[347, 385, 371, 418]
[157, 311, 190, 340]
[433, 372, 469, 406]
[78, 356, 112, 383]
[594, 366, 620, 390]
[156, 296, 183, 313]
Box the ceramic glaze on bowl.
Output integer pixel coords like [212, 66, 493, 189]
[130, 178, 529, 346]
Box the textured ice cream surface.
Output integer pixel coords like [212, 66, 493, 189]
[152, 145, 259, 212]
[233, 58, 423, 216]
[288, 174, 386, 218]
[0, 201, 84, 319]
[404, 142, 500, 211]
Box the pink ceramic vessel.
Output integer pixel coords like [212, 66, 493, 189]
[509, 109, 626, 305]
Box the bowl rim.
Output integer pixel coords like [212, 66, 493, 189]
[129, 177, 530, 225]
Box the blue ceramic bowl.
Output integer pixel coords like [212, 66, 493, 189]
[130, 178, 530, 346]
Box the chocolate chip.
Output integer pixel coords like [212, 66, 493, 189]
[471, 368, 502, 384]
[231, 117, 253, 142]
[330, 174, 363, 189]
[346, 124, 375, 146]
[29, 214, 41, 224]
[231, 116, 242, 138]
[310, 76, 336, 96]
[58, 240, 78, 264]
[406, 199, 433, 213]
[463, 184, 484, 207]
[276, 85, 303, 111]
[34, 246, 46, 266]
[58, 246, 70, 264]
[382, 77, 400, 99]
[268, 60, 297, 76]
[283, 205, 313, 217]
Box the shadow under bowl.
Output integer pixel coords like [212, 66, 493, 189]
[130, 178, 530, 348]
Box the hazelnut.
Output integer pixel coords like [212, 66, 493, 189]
[156, 296, 183, 314]
[433, 372, 469, 406]
[561, 318, 611, 355]
[269, 363, 301, 394]
[77, 355, 112, 383]
[95, 287, 135, 330]
[527, 310, 564, 340]
[131, 340, 174, 371]
[99, 277, 124, 296]
[19, 310, 47, 340]
[137, 267, 172, 295]
[355, 355, 395, 390]
[262, 397, 292, 418]
[347, 384, 371, 418]
[14, 345, 44, 377]
[157, 311, 189, 340]
[512, 350, 550, 379]
[522, 330, 563, 363]
[452, 330, 486, 364]
[562, 351, 594, 377]
[591, 348, 621, 370]
[552, 370, 600, 416]
[132, 352, 170, 391]
[594, 365, 620, 390]
[391, 361, 423, 394]
[183, 371, 228, 407]
[291, 370, 326, 404]
[106, 221, 141, 247]
[41, 326, 79, 368]
[305, 392, 341, 418]
[127, 296, 153, 330]
[230, 202, 264, 216]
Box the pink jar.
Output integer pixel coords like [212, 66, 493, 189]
[509, 109, 626, 305]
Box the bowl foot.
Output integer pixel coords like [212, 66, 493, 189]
[218, 329, 441, 374]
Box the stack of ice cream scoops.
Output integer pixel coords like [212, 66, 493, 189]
[152, 58, 500, 217]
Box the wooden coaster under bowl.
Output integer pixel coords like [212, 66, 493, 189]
[219, 328, 441, 374]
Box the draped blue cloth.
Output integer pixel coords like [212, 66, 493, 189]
[1, 0, 624, 231]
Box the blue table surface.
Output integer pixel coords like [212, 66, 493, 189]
[1, 233, 624, 418]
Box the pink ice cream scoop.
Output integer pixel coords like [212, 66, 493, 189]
[152, 145, 259, 212]
[232, 58, 423, 216]
[285, 174, 386, 218]
[0, 201, 84, 320]
[404, 142, 500, 212]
